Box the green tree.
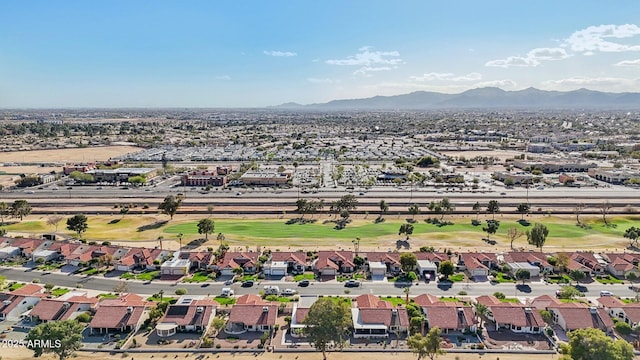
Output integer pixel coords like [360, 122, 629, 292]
[0, 202, 7, 225]
[474, 303, 488, 328]
[10, 199, 32, 221]
[624, 226, 640, 248]
[483, 220, 500, 241]
[400, 253, 418, 273]
[26, 319, 84, 360]
[556, 285, 581, 300]
[486, 200, 500, 220]
[379, 200, 389, 217]
[68, 170, 94, 183]
[438, 260, 455, 280]
[516, 202, 530, 220]
[197, 218, 215, 240]
[515, 268, 530, 285]
[408, 203, 421, 219]
[439, 197, 455, 221]
[158, 194, 183, 220]
[399, 223, 415, 240]
[303, 297, 351, 360]
[66, 214, 88, 239]
[407, 326, 444, 360]
[472, 201, 481, 221]
[569, 269, 586, 285]
[127, 175, 147, 185]
[567, 327, 633, 360]
[527, 223, 549, 251]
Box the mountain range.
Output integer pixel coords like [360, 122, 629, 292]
[274, 87, 640, 110]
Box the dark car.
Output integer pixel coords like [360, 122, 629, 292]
[241, 280, 254, 287]
[298, 279, 310, 287]
[344, 279, 360, 287]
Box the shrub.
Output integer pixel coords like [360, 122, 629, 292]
[493, 292, 506, 299]
[458, 291, 467, 296]
[175, 288, 188, 295]
[615, 321, 632, 335]
[32, 278, 40, 283]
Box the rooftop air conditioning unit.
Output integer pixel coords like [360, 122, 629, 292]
[196, 306, 204, 313]
[262, 306, 269, 313]
[126, 306, 134, 313]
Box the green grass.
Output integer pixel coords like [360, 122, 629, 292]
[264, 295, 294, 303]
[440, 297, 461, 302]
[546, 274, 572, 284]
[146, 296, 178, 304]
[183, 271, 214, 283]
[81, 268, 100, 276]
[120, 270, 160, 281]
[241, 275, 258, 281]
[51, 288, 70, 297]
[7, 283, 25, 291]
[214, 296, 236, 306]
[380, 296, 409, 306]
[500, 297, 522, 303]
[4, 221, 46, 232]
[98, 293, 119, 299]
[321, 296, 352, 306]
[621, 298, 639, 304]
[293, 273, 315, 282]
[36, 263, 63, 271]
[595, 275, 624, 284]
[449, 274, 465, 282]
[494, 272, 516, 283]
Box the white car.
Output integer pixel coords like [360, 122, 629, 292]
[281, 288, 297, 296]
[220, 288, 234, 297]
[600, 290, 614, 297]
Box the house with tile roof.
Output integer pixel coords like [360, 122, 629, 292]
[547, 302, 613, 334]
[290, 295, 319, 338]
[351, 294, 409, 338]
[264, 251, 308, 276]
[29, 295, 98, 323]
[501, 251, 553, 274]
[314, 251, 355, 276]
[215, 252, 261, 276]
[603, 253, 640, 278]
[458, 253, 498, 279]
[414, 294, 477, 334]
[114, 248, 169, 272]
[225, 294, 278, 334]
[155, 296, 217, 337]
[179, 251, 214, 271]
[88, 293, 153, 335]
[364, 252, 401, 276]
[0, 284, 46, 321]
[597, 296, 640, 327]
[475, 295, 543, 334]
[560, 252, 606, 277]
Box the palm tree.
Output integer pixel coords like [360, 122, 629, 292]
[475, 303, 488, 329]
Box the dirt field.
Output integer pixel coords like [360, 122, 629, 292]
[0, 145, 142, 163]
[440, 150, 524, 162]
[3, 347, 558, 360]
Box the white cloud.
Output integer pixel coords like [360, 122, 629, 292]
[326, 47, 403, 76]
[307, 78, 337, 84]
[564, 24, 640, 53]
[474, 79, 518, 88]
[263, 50, 297, 57]
[486, 47, 569, 68]
[615, 59, 640, 66]
[216, 75, 231, 80]
[410, 72, 482, 82]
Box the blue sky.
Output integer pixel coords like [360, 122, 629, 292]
[1, 1, 640, 108]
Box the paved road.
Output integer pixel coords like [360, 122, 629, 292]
[2, 266, 636, 299]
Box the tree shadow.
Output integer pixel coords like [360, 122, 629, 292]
[396, 240, 410, 250]
[137, 220, 168, 232]
[108, 219, 121, 225]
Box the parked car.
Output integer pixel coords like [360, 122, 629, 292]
[344, 279, 360, 287]
[220, 288, 234, 297]
[241, 280, 254, 287]
[224, 279, 233, 285]
[298, 279, 310, 287]
[600, 290, 614, 296]
[281, 288, 297, 296]
[263, 285, 280, 295]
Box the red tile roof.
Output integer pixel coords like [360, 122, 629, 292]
[89, 305, 147, 329]
[270, 251, 307, 265]
[548, 303, 614, 331]
[491, 305, 545, 328]
[424, 304, 476, 330]
[11, 284, 45, 296]
[355, 294, 393, 309]
[158, 299, 217, 327]
[217, 252, 260, 270]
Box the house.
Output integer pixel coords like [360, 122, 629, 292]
[88, 293, 152, 335]
[156, 296, 217, 337]
[597, 296, 640, 327]
[225, 294, 278, 334]
[414, 251, 449, 267]
[459, 253, 497, 280]
[114, 248, 168, 272]
[290, 295, 318, 337]
[216, 252, 261, 276]
[160, 252, 191, 276]
[314, 251, 355, 276]
[180, 251, 213, 271]
[365, 252, 401, 275]
[351, 294, 409, 338]
[0, 285, 46, 321]
[416, 260, 438, 280]
[547, 302, 613, 333]
[502, 252, 554, 274]
[475, 295, 543, 334]
[604, 253, 640, 278]
[9, 237, 48, 258]
[505, 262, 540, 278]
[561, 252, 606, 276]
[29, 295, 98, 323]
[0, 246, 21, 260]
[414, 294, 477, 333]
[265, 251, 308, 275]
